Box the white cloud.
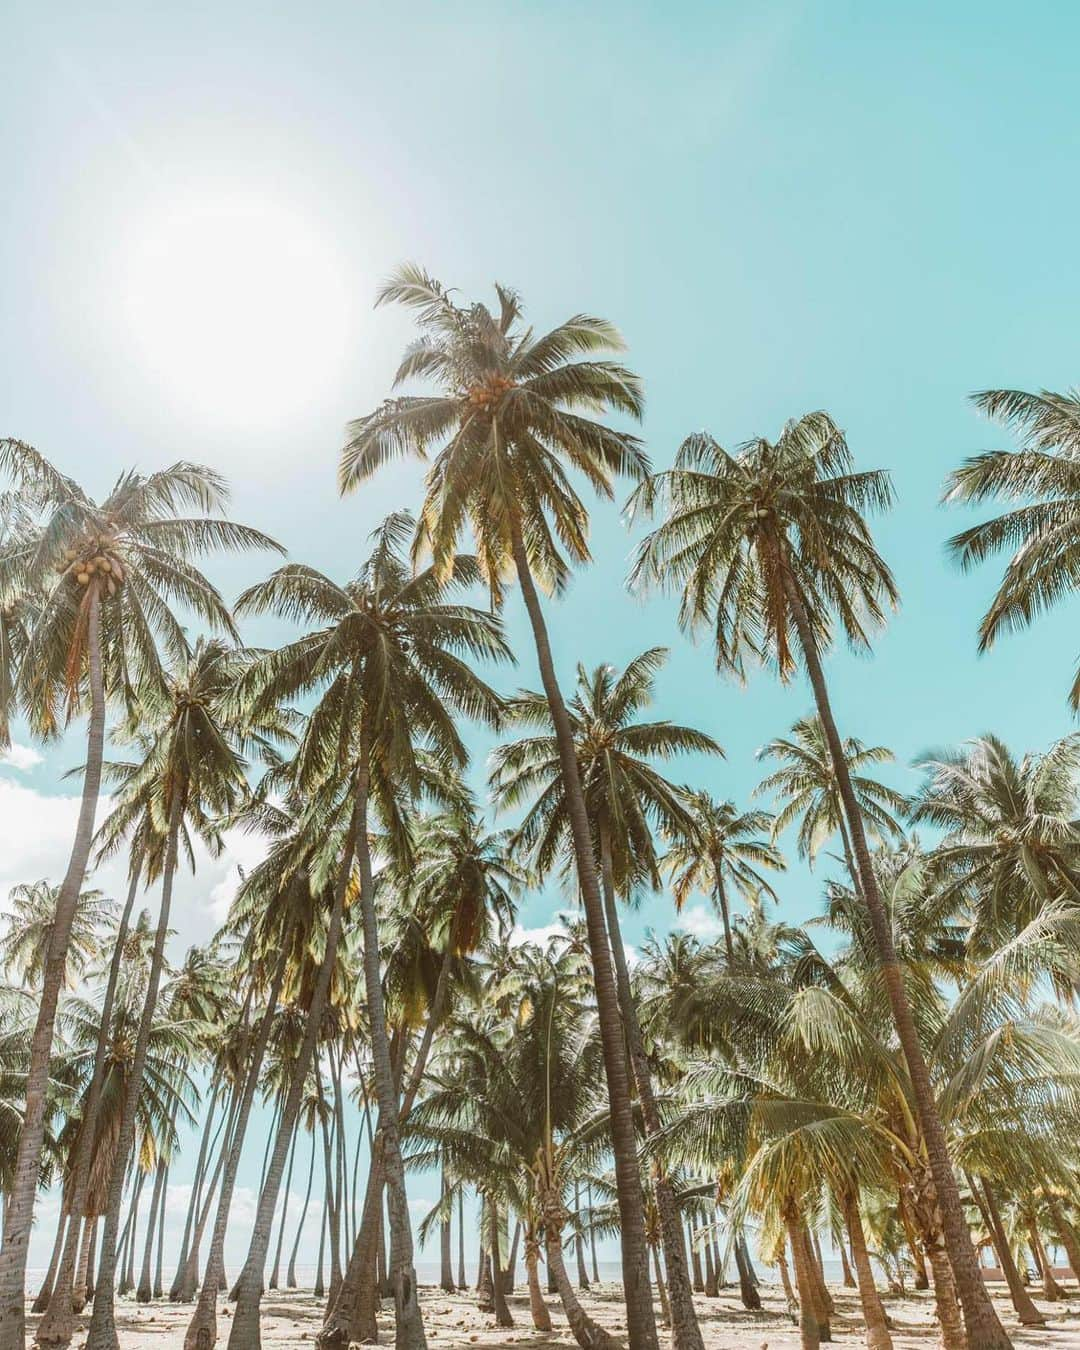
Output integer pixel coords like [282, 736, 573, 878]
[672, 903, 723, 940]
[0, 743, 44, 772]
[509, 920, 567, 949]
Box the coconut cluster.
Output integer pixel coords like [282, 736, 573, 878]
[58, 533, 126, 597]
[464, 374, 515, 413]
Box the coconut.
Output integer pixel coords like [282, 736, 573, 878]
[100, 559, 112, 573]
[77, 573, 89, 586]
[107, 579, 116, 597]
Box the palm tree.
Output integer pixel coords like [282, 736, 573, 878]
[0, 881, 111, 990]
[0, 440, 280, 1349]
[490, 648, 720, 1350]
[662, 793, 784, 965]
[911, 732, 1080, 955]
[87, 639, 289, 1350]
[755, 715, 906, 877]
[629, 411, 1013, 1347]
[339, 268, 661, 1350]
[943, 386, 1080, 708]
[226, 511, 508, 1350]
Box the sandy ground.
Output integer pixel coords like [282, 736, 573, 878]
[28, 1280, 1080, 1349]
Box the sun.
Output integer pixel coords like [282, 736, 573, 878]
[121, 195, 352, 430]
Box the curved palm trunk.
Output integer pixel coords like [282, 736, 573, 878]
[733, 1232, 761, 1311]
[542, 1201, 617, 1350]
[978, 1180, 1044, 1325]
[30, 1212, 67, 1316]
[776, 1242, 798, 1321]
[843, 1191, 893, 1350]
[524, 1229, 553, 1331]
[155, 1164, 167, 1299]
[440, 1168, 455, 1293]
[316, 1084, 340, 1306]
[269, 1121, 299, 1289]
[702, 1235, 717, 1299]
[1026, 1214, 1063, 1301]
[588, 1185, 600, 1285]
[574, 1182, 589, 1290]
[783, 572, 1013, 1350]
[784, 1207, 820, 1350]
[0, 589, 105, 1350]
[839, 1238, 856, 1290]
[488, 1197, 513, 1328]
[287, 1130, 317, 1290]
[182, 955, 286, 1349]
[714, 877, 735, 966]
[926, 1243, 966, 1350]
[688, 1228, 703, 1293]
[598, 824, 704, 1350]
[1048, 1197, 1080, 1287]
[87, 792, 183, 1350]
[177, 1082, 243, 1303]
[225, 794, 362, 1350]
[898, 1194, 929, 1290]
[171, 1070, 224, 1301]
[511, 518, 658, 1350]
[137, 1158, 168, 1302]
[651, 1247, 670, 1327]
[800, 1228, 831, 1342]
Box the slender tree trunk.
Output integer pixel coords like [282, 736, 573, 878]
[458, 1190, 466, 1292]
[574, 1182, 589, 1291]
[524, 1229, 553, 1331]
[839, 1237, 856, 1289]
[30, 1211, 67, 1316]
[688, 1227, 703, 1293]
[898, 1194, 929, 1290]
[812, 1232, 834, 1315]
[1048, 1197, 1080, 1287]
[0, 588, 106, 1350]
[843, 1191, 893, 1350]
[171, 1070, 223, 1301]
[776, 1242, 798, 1320]
[733, 1231, 761, 1311]
[317, 1083, 341, 1305]
[154, 1163, 167, 1299]
[137, 1157, 168, 1302]
[714, 876, 735, 965]
[505, 1222, 520, 1294]
[74, 1223, 94, 1306]
[182, 953, 286, 1349]
[488, 1197, 513, 1328]
[83, 1220, 98, 1304]
[269, 1118, 299, 1290]
[1027, 1214, 1063, 1301]
[800, 1227, 831, 1342]
[440, 1169, 455, 1292]
[785, 1207, 820, 1350]
[116, 1169, 144, 1299]
[587, 1184, 600, 1284]
[978, 1180, 1044, 1325]
[597, 824, 704, 1350]
[287, 1129, 316, 1290]
[87, 792, 184, 1350]
[314, 1196, 327, 1300]
[926, 1243, 966, 1350]
[226, 789, 364, 1350]
[511, 517, 658, 1350]
[783, 571, 1013, 1350]
[178, 1081, 242, 1303]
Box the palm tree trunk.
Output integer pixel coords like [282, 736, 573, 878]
[597, 823, 704, 1350]
[800, 1227, 831, 1342]
[839, 1236, 856, 1289]
[541, 1191, 617, 1350]
[843, 1191, 893, 1350]
[714, 876, 735, 965]
[574, 1182, 590, 1290]
[511, 516, 658, 1350]
[84, 1220, 98, 1303]
[440, 1168, 455, 1292]
[505, 1222, 520, 1294]
[116, 1168, 144, 1299]
[898, 1194, 929, 1290]
[31, 1210, 68, 1315]
[734, 1231, 761, 1311]
[458, 1190, 466, 1291]
[783, 571, 1012, 1350]
[74, 1221, 94, 1305]
[178, 1080, 243, 1303]
[489, 1196, 513, 1328]
[269, 1119, 299, 1290]
[226, 789, 363, 1350]
[524, 1227, 553, 1331]
[776, 1241, 798, 1320]
[182, 952, 286, 1349]
[87, 791, 184, 1350]
[0, 588, 106, 1350]
[1026, 1213, 1063, 1301]
[287, 1129, 317, 1289]
[978, 1180, 1044, 1325]
[925, 1242, 966, 1350]
[137, 1157, 168, 1302]
[1048, 1197, 1080, 1287]
[171, 1068, 223, 1301]
[155, 1163, 167, 1299]
[314, 1196, 327, 1300]
[652, 1245, 671, 1326]
[688, 1227, 703, 1293]
[702, 1233, 717, 1298]
[784, 1206, 820, 1350]
[588, 1185, 600, 1284]
[812, 1232, 833, 1315]
[317, 1085, 341, 1305]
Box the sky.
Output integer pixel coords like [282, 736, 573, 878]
[4, 0, 1080, 1275]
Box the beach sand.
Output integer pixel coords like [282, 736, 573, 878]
[28, 1280, 1080, 1349]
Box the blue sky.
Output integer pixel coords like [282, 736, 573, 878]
[4, 0, 1080, 1273]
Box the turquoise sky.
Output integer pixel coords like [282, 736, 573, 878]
[4, 0, 1080, 1272]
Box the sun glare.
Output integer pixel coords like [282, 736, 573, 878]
[121, 196, 352, 429]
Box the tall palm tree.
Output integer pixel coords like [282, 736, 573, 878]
[339, 268, 661, 1350]
[0, 440, 279, 1349]
[490, 648, 720, 1350]
[755, 715, 906, 876]
[227, 511, 508, 1350]
[662, 793, 784, 964]
[943, 386, 1080, 708]
[910, 732, 1080, 955]
[629, 411, 1013, 1347]
[87, 639, 289, 1350]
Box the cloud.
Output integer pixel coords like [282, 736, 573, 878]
[0, 743, 44, 772]
[509, 920, 567, 949]
[672, 903, 723, 940]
